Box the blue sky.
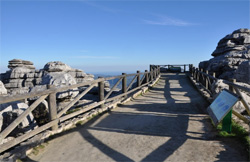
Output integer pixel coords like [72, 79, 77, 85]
[1, 0, 249, 74]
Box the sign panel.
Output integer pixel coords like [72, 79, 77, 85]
[207, 90, 239, 125]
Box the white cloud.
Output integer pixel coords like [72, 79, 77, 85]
[143, 14, 198, 26]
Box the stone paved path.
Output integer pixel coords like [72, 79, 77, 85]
[28, 73, 247, 162]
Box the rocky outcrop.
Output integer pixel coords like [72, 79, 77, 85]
[235, 60, 250, 84]
[43, 61, 94, 85]
[0, 81, 7, 95]
[199, 28, 250, 83]
[0, 59, 98, 134]
[43, 61, 72, 72]
[8, 59, 35, 70]
[0, 59, 43, 94]
[41, 72, 79, 100]
[0, 60, 95, 95]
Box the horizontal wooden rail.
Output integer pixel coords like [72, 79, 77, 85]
[104, 78, 123, 100]
[0, 119, 59, 153]
[57, 84, 96, 118]
[0, 78, 103, 104]
[0, 67, 161, 154]
[189, 66, 250, 124]
[0, 95, 48, 142]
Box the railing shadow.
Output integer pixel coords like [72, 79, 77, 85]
[73, 73, 211, 161]
[27, 73, 247, 161]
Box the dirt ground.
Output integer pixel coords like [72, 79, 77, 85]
[27, 73, 248, 162]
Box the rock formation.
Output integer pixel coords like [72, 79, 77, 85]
[8, 59, 35, 70]
[0, 81, 7, 95]
[199, 28, 250, 83]
[0, 59, 94, 95]
[0, 59, 96, 136]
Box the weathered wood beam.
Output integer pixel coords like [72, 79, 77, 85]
[0, 95, 48, 142]
[57, 84, 95, 118]
[104, 77, 123, 100]
[0, 119, 59, 153]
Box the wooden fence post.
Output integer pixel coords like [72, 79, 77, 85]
[200, 69, 203, 85]
[193, 67, 195, 78]
[189, 64, 193, 75]
[98, 77, 104, 108]
[229, 79, 236, 93]
[47, 85, 58, 131]
[122, 73, 127, 98]
[151, 71, 154, 81]
[205, 70, 209, 89]
[196, 68, 199, 82]
[149, 65, 153, 72]
[145, 70, 149, 83]
[137, 71, 141, 87]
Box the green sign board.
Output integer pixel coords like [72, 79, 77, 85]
[207, 90, 239, 125]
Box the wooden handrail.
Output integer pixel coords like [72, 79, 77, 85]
[190, 66, 250, 124]
[0, 68, 161, 153]
[0, 95, 48, 141]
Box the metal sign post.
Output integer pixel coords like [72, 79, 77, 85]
[222, 110, 232, 133]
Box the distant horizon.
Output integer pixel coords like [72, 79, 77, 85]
[1, 1, 249, 74]
[0, 58, 194, 75]
[0, 59, 192, 75]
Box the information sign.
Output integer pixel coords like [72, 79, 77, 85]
[207, 90, 239, 125]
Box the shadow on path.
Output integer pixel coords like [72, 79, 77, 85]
[27, 73, 248, 162]
[77, 73, 210, 161]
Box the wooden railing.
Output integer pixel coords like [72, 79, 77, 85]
[0, 67, 161, 153]
[189, 65, 250, 124]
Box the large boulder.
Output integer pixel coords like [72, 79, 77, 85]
[41, 72, 79, 100]
[199, 28, 250, 83]
[9, 67, 33, 79]
[43, 61, 72, 72]
[211, 79, 229, 98]
[8, 59, 35, 70]
[235, 61, 250, 84]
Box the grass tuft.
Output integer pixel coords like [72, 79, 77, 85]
[216, 120, 250, 154]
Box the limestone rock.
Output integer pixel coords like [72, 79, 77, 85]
[0, 102, 37, 136]
[0, 81, 7, 95]
[8, 59, 35, 70]
[43, 61, 72, 72]
[9, 67, 33, 79]
[235, 61, 250, 84]
[8, 87, 30, 95]
[4, 79, 24, 88]
[199, 28, 250, 83]
[211, 79, 229, 98]
[41, 72, 79, 99]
